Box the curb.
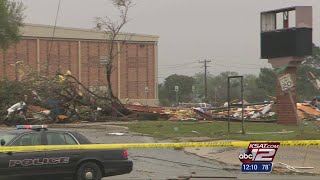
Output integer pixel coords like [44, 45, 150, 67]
[49, 123, 129, 130]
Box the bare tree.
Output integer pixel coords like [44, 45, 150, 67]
[0, 0, 24, 50]
[95, 0, 134, 106]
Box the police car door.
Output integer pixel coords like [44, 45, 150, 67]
[44, 132, 80, 174]
[5, 132, 46, 176]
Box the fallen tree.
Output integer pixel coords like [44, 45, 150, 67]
[0, 66, 130, 124]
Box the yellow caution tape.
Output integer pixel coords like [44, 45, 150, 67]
[1, 140, 320, 153]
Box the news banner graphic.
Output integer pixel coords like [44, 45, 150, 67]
[239, 142, 280, 173]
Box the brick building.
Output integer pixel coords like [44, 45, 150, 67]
[0, 24, 159, 105]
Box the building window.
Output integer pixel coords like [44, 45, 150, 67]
[100, 55, 109, 65]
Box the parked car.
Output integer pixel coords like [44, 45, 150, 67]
[0, 125, 133, 180]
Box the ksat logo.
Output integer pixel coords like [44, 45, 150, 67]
[239, 142, 280, 164]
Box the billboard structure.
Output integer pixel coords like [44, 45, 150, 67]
[260, 6, 312, 124]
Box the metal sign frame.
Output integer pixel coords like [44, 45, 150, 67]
[227, 76, 245, 135]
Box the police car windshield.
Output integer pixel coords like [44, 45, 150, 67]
[0, 132, 16, 146]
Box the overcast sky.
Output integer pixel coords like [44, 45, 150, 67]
[20, 0, 320, 81]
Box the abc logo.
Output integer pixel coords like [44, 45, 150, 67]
[239, 149, 253, 163]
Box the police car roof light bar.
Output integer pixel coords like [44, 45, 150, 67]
[16, 125, 48, 130]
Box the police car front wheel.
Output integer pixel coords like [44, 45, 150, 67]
[76, 162, 102, 180]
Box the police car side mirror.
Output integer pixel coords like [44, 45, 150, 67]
[0, 139, 5, 146]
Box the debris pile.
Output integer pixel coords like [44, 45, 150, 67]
[125, 103, 199, 121]
[124, 99, 320, 122]
[297, 103, 320, 120]
[0, 69, 130, 126]
[164, 108, 199, 121]
[126, 103, 164, 114]
[26, 105, 51, 121]
[2, 65, 320, 124]
[189, 101, 276, 122]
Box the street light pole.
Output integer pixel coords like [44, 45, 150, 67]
[176, 91, 179, 107]
[145, 86, 149, 106]
[174, 86, 179, 107]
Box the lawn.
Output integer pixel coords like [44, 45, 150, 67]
[123, 120, 320, 140]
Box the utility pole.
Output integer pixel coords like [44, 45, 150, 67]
[199, 59, 211, 102]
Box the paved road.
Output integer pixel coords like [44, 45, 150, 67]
[72, 128, 237, 179]
[74, 128, 320, 180]
[1, 125, 319, 180]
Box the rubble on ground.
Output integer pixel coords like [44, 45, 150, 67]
[297, 103, 320, 119]
[125, 103, 200, 121]
[0, 70, 131, 125]
[189, 101, 276, 121]
[124, 99, 320, 122]
[2, 69, 320, 124]
[4, 97, 320, 123]
[27, 105, 51, 121]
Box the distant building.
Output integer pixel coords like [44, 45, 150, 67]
[0, 24, 159, 105]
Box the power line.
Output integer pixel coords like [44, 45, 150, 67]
[158, 60, 198, 67]
[158, 66, 201, 72]
[160, 58, 270, 67]
[213, 63, 264, 70]
[159, 60, 269, 71]
[213, 60, 267, 67]
[158, 62, 198, 69]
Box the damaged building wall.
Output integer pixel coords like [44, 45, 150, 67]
[276, 67, 298, 124]
[0, 24, 159, 106]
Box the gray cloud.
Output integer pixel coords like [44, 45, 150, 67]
[20, 0, 320, 80]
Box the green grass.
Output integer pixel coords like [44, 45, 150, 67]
[123, 121, 320, 140]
